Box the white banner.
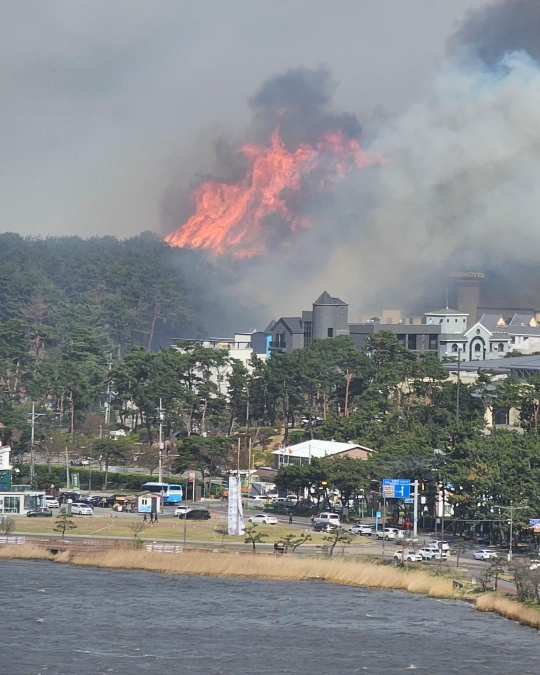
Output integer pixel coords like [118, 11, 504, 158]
[228, 476, 245, 536]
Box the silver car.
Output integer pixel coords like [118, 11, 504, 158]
[71, 502, 93, 515]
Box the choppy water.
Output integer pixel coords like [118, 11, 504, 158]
[1, 560, 539, 674]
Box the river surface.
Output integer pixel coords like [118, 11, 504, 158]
[1, 559, 539, 674]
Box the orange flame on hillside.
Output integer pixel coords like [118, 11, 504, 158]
[164, 128, 379, 258]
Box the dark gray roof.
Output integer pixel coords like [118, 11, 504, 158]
[509, 313, 535, 326]
[506, 326, 540, 337]
[478, 314, 504, 332]
[444, 354, 540, 376]
[426, 308, 467, 315]
[264, 320, 276, 332]
[274, 317, 303, 334]
[313, 291, 347, 306]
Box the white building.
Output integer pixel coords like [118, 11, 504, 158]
[272, 439, 373, 468]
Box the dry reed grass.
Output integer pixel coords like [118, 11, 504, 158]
[0, 544, 456, 598]
[476, 593, 540, 629]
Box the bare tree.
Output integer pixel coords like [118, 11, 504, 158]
[0, 517, 15, 536]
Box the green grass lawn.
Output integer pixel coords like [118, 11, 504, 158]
[11, 515, 346, 547]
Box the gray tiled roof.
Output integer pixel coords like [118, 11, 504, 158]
[275, 317, 303, 334]
[313, 291, 347, 306]
[509, 313, 535, 326]
[478, 314, 505, 332]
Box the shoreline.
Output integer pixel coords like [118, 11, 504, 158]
[2, 544, 540, 630]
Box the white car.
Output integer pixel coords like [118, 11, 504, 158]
[174, 505, 192, 517]
[376, 528, 398, 540]
[44, 496, 59, 509]
[429, 540, 450, 552]
[394, 549, 422, 562]
[418, 548, 443, 560]
[474, 549, 498, 561]
[350, 524, 373, 536]
[248, 514, 278, 525]
[71, 502, 93, 515]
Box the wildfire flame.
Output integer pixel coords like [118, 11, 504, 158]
[164, 128, 380, 258]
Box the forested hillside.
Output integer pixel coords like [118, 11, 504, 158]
[0, 232, 203, 355]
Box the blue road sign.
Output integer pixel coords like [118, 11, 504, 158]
[382, 479, 411, 499]
[404, 498, 414, 504]
[376, 511, 381, 518]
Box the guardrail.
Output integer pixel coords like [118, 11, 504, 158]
[0, 536, 26, 545]
[145, 543, 183, 553]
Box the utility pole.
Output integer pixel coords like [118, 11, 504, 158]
[413, 479, 419, 538]
[456, 348, 461, 425]
[496, 503, 526, 561]
[382, 496, 386, 559]
[65, 447, 70, 490]
[104, 353, 113, 426]
[158, 399, 164, 484]
[28, 403, 44, 488]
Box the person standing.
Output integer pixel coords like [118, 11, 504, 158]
[288, 512, 293, 525]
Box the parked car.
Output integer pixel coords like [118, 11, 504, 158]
[44, 496, 59, 509]
[474, 549, 498, 561]
[376, 528, 398, 541]
[418, 547, 440, 560]
[248, 514, 278, 525]
[395, 530, 418, 543]
[313, 512, 341, 528]
[313, 521, 338, 532]
[174, 505, 192, 517]
[274, 498, 297, 508]
[350, 524, 374, 536]
[429, 540, 450, 552]
[71, 502, 93, 515]
[181, 509, 211, 520]
[27, 507, 53, 517]
[394, 549, 422, 562]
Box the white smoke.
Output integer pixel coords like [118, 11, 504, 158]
[246, 49, 540, 320]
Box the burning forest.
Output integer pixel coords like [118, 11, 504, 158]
[164, 68, 381, 258]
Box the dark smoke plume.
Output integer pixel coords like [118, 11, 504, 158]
[449, 0, 540, 65]
[249, 66, 362, 148]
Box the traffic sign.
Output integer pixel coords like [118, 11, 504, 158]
[188, 472, 195, 483]
[382, 479, 411, 499]
[404, 498, 413, 504]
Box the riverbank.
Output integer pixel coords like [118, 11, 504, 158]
[2, 544, 540, 630]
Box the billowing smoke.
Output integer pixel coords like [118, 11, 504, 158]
[163, 66, 377, 260]
[165, 0, 540, 330]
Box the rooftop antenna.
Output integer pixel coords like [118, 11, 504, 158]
[445, 287, 449, 310]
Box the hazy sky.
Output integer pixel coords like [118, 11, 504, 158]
[0, 0, 491, 240]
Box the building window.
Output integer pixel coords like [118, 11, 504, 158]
[397, 334, 406, 347]
[498, 343, 505, 352]
[274, 333, 286, 348]
[455, 318, 458, 322]
[327, 328, 334, 338]
[407, 334, 417, 350]
[303, 321, 312, 348]
[452, 344, 458, 352]
[429, 335, 438, 350]
[474, 343, 481, 353]
[3, 496, 20, 514]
